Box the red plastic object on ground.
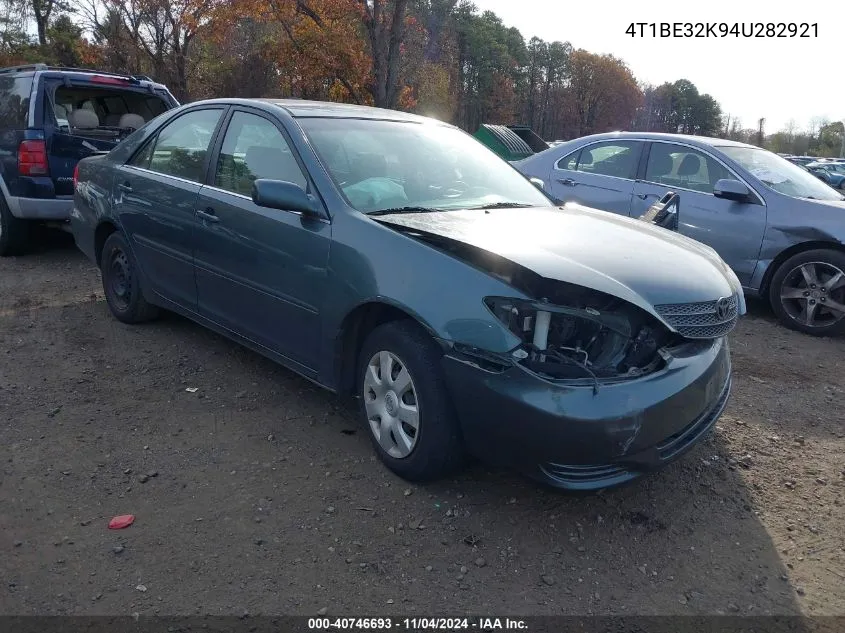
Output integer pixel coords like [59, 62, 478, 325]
[108, 514, 135, 529]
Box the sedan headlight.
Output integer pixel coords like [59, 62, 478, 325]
[483, 294, 677, 388]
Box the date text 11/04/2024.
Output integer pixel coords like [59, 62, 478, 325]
[626, 22, 818, 38]
[308, 618, 527, 630]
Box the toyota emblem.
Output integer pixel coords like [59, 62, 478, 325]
[716, 297, 731, 320]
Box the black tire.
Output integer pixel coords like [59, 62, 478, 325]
[100, 231, 159, 324]
[0, 196, 33, 256]
[357, 320, 465, 482]
[769, 248, 845, 336]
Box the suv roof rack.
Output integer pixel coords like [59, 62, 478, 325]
[0, 63, 154, 83]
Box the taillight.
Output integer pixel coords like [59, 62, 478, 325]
[90, 75, 130, 85]
[18, 140, 49, 176]
[73, 163, 80, 190]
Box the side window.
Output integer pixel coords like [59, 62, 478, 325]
[573, 141, 641, 179]
[0, 76, 33, 128]
[133, 108, 222, 182]
[557, 149, 579, 171]
[645, 143, 733, 194]
[214, 111, 306, 197]
[129, 139, 155, 169]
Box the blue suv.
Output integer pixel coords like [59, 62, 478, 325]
[0, 64, 178, 255]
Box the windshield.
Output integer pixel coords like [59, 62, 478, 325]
[719, 146, 844, 201]
[297, 117, 553, 213]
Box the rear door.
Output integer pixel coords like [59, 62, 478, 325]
[630, 141, 767, 287]
[193, 107, 331, 372]
[112, 107, 226, 310]
[549, 140, 643, 215]
[0, 73, 35, 196]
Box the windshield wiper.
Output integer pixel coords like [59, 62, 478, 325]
[368, 206, 444, 216]
[467, 202, 536, 210]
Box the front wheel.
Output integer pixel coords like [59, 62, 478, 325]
[769, 249, 845, 336]
[100, 232, 159, 324]
[357, 320, 465, 482]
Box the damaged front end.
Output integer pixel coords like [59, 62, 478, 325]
[479, 285, 683, 392]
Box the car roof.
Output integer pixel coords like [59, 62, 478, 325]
[560, 131, 758, 149]
[0, 64, 168, 89]
[184, 97, 446, 125]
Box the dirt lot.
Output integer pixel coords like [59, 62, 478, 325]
[1, 233, 844, 617]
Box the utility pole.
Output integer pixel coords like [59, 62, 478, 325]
[757, 118, 765, 147]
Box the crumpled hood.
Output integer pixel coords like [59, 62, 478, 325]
[374, 203, 744, 319]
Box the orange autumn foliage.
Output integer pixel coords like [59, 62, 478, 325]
[218, 0, 372, 103]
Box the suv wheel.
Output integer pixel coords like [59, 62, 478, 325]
[0, 196, 32, 256]
[100, 232, 159, 323]
[357, 320, 465, 482]
[769, 249, 845, 336]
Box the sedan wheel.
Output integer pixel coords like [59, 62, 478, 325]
[101, 232, 160, 324]
[770, 249, 845, 336]
[363, 350, 420, 458]
[357, 320, 465, 482]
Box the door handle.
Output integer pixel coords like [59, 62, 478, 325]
[558, 178, 577, 187]
[196, 208, 220, 223]
[118, 182, 132, 193]
[637, 193, 649, 200]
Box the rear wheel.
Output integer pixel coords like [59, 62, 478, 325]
[357, 320, 465, 482]
[0, 196, 32, 256]
[100, 232, 159, 324]
[769, 249, 845, 336]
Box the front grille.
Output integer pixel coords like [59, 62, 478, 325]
[654, 295, 739, 339]
[539, 462, 633, 488]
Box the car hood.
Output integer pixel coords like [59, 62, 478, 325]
[373, 203, 744, 320]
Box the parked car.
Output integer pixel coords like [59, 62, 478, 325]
[0, 63, 179, 256]
[517, 132, 845, 336]
[71, 98, 744, 490]
[786, 156, 818, 167]
[805, 162, 845, 190]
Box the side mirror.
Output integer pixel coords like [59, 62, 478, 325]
[713, 178, 751, 203]
[529, 177, 545, 191]
[252, 179, 320, 217]
[639, 192, 680, 231]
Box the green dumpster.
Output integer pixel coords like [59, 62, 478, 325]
[473, 124, 535, 161]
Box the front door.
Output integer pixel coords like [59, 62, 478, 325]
[112, 107, 226, 309]
[193, 108, 331, 371]
[549, 140, 643, 215]
[630, 142, 767, 287]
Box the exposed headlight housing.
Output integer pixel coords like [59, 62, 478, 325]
[484, 293, 681, 388]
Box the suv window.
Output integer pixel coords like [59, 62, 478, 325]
[214, 111, 306, 196]
[131, 108, 222, 182]
[645, 143, 734, 194]
[557, 141, 641, 179]
[0, 75, 33, 128]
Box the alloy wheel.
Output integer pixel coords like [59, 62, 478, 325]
[779, 261, 845, 329]
[363, 350, 420, 459]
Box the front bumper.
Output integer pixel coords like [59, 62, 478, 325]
[442, 337, 731, 490]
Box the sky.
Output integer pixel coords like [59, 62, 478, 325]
[472, 0, 845, 134]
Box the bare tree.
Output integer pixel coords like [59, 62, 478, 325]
[357, 0, 410, 108]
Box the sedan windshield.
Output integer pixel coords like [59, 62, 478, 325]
[719, 146, 845, 201]
[297, 117, 553, 213]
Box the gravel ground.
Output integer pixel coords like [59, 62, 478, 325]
[1, 233, 844, 617]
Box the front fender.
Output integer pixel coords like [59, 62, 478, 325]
[318, 210, 528, 384]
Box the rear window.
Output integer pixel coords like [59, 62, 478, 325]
[0, 75, 33, 128]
